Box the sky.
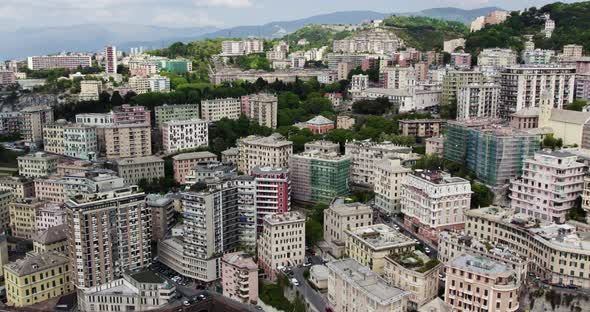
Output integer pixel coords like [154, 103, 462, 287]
[0, 0, 584, 31]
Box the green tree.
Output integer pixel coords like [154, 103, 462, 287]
[566, 99, 587, 111]
[542, 133, 563, 150]
[471, 182, 494, 209]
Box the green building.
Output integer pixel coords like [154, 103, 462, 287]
[290, 150, 351, 204]
[158, 59, 192, 74]
[443, 119, 499, 163]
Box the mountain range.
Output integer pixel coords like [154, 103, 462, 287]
[0, 7, 501, 60]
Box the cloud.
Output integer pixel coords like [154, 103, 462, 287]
[152, 11, 222, 27]
[193, 0, 252, 8]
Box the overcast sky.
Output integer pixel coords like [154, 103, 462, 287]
[0, 0, 584, 31]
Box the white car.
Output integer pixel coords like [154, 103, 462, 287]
[291, 278, 300, 286]
[425, 247, 431, 254]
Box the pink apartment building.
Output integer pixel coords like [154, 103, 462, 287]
[34, 177, 66, 204]
[112, 104, 151, 126]
[509, 150, 585, 223]
[251, 166, 291, 228]
[171, 151, 218, 184]
[221, 252, 258, 304]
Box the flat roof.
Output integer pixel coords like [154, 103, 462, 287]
[451, 254, 509, 275]
[172, 151, 217, 161]
[347, 224, 416, 250]
[130, 271, 165, 284]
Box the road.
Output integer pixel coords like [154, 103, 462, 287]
[286, 255, 329, 312]
[375, 212, 439, 258]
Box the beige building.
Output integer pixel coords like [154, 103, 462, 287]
[0, 190, 13, 233]
[257, 211, 305, 280]
[399, 119, 445, 138]
[104, 123, 152, 159]
[444, 254, 521, 312]
[79, 80, 102, 101]
[304, 140, 340, 154]
[327, 258, 409, 312]
[538, 91, 590, 148]
[336, 115, 355, 130]
[245, 93, 278, 129]
[323, 199, 373, 257]
[17, 152, 60, 178]
[32, 224, 67, 254]
[9, 198, 45, 240]
[146, 194, 175, 241]
[345, 224, 416, 274]
[34, 177, 66, 204]
[425, 137, 444, 156]
[374, 158, 412, 215]
[442, 71, 484, 112]
[221, 147, 239, 165]
[238, 134, 293, 174]
[383, 252, 442, 309]
[201, 97, 241, 122]
[172, 151, 218, 184]
[19, 105, 54, 146]
[0, 177, 35, 199]
[221, 252, 259, 304]
[154, 103, 200, 127]
[114, 156, 165, 185]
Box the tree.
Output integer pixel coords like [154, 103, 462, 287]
[110, 91, 124, 107]
[352, 97, 392, 115]
[542, 133, 563, 150]
[305, 219, 323, 247]
[413, 154, 444, 170]
[566, 99, 587, 111]
[471, 182, 494, 208]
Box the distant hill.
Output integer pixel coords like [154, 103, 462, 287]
[383, 16, 469, 51]
[407, 7, 503, 24]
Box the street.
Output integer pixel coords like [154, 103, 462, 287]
[375, 212, 439, 258]
[284, 255, 329, 312]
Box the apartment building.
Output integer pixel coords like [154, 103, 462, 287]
[114, 156, 165, 185]
[443, 118, 502, 164]
[78, 271, 176, 312]
[128, 76, 150, 94]
[374, 158, 412, 215]
[27, 55, 91, 70]
[562, 44, 584, 58]
[356, 88, 441, 113]
[104, 123, 152, 159]
[510, 150, 585, 223]
[465, 206, 590, 288]
[323, 199, 373, 257]
[0, 70, 16, 86]
[112, 104, 151, 125]
[66, 185, 151, 288]
[326, 258, 409, 312]
[36, 203, 65, 231]
[251, 166, 291, 226]
[345, 140, 414, 187]
[444, 254, 520, 312]
[450, 53, 472, 69]
[401, 171, 472, 242]
[441, 71, 484, 112]
[237, 134, 293, 174]
[345, 224, 416, 274]
[289, 150, 350, 204]
[457, 83, 501, 120]
[244, 94, 278, 129]
[522, 49, 555, 65]
[477, 48, 518, 67]
[221, 147, 239, 164]
[0, 176, 35, 199]
[221, 39, 264, 56]
[34, 176, 66, 204]
[382, 67, 416, 89]
[17, 152, 60, 178]
[20, 106, 54, 146]
[75, 112, 114, 126]
[383, 252, 442, 309]
[201, 98, 241, 122]
[336, 115, 355, 129]
[399, 119, 445, 138]
[148, 75, 171, 93]
[79, 80, 102, 101]
[171, 151, 218, 184]
[104, 46, 117, 74]
[32, 224, 68, 254]
[9, 198, 45, 240]
[221, 252, 258, 304]
[257, 211, 305, 280]
[425, 137, 444, 156]
[0, 190, 13, 233]
[154, 104, 200, 127]
[333, 28, 404, 54]
[499, 65, 575, 117]
[161, 119, 209, 154]
[146, 194, 175, 241]
[4, 252, 72, 307]
[43, 120, 98, 161]
[0, 112, 21, 134]
[185, 161, 237, 185]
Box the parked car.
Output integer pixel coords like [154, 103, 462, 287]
[183, 301, 190, 306]
[291, 278, 300, 286]
[424, 247, 431, 254]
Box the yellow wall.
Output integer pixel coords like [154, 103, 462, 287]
[4, 262, 72, 307]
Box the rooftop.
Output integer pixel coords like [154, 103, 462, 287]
[162, 118, 207, 126]
[327, 258, 408, 305]
[251, 166, 289, 175]
[33, 224, 67, 245]
[451, 254, 510, 275]
[306, 115, 333, 125]
[293, 149, 349, 161]
[5, 252, 69, 276]
[130, 270, 165, 284]
[386, 251, 441, 273]
[399, 119, 446, 124]
[347, 224, 416, 250]
[550, 109, 590, 125]
[411, 170, 469, 185]
[222, 252, 258, 270]
[146, 194, 174, 207]
[115, 155, 164, 165]
[329, 198, 373, 216]
[172, 151, 217, 161]
[18, 152, 60, 161]
[264, 211, 305, 225]
[240, 133, 293, 146]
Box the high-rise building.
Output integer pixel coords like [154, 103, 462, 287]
[171, 151, 218, 184]
[161, 119, 209, 154]
[289, 150, 350, 204]
[104, 46, 117, 74]
[457, 83, 500, 120]
[323, 199, 373, 257]
[112, 104, 151, 126]
[510, 150, 584, 223]
[20, 106, 54, 146]
[374, 158, 412, 215]
[146, 194, 175, 241]
[441, 71, 484, 114]
[251, 166, 291, 226]
[9, 198, 45, 240]
[477, 48, 518, 67]
[244, 94, 278, 129]
[200, 98, 241, 122]
[382, 66, 416, 89]
[104, 124, 152, 159]
[237, 134, 293, 174]
[27, 55, 92, 70]
[221, 252, 259, 304]
[148, 74, 171, 92]
[66, 184, 151, 288]
[154, 104, 200, 127]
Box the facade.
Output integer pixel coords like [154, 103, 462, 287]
[43, 120, 98, 161]
[289, 150, 350, 204]
[510, 150, 585, 223]
[399, 119, 445, 138]
[444, 254, 520, 312]
[356, 88, 441, 113]
[154, 104, 200, 127]
[327, 258, 409, 312]
[9, 198, 45, 240]
[36, 203, 66, 231]
[221, 39, 264, 56]
[0, 112, 21, 134]
[324, 199, 373, 258]
[0, 176, 35, 199]
[245, 94, 278, 129]
[4, 252, 72, 307]
[27, 55, 91, 70]
[382, 67, 416, 90]
[0, 70, 16, 86]
[401, 171, 472, 242]
[79, 80, 102, 101]
[499, 65, 576, 117]
[425, 137, 444, 156]
[172, 151, 218, 184]
[345, 140, 413, 187]
[333, 28, 404, 54]
[0, 190, 13, 233]
[17, 152, 60, 178]
[148, 75, 171, 93]
[200, 98, 241, 122]
[104, 124, 152, 159]
[441, 71, 484, 111]
[509, 108, 539, 129]
[113, 104, 151, 125]
[443, 119, 502, 164]
[114, 156, 165, 185]
[522, 49, 555, 65]
[477, 48, 518, 67]
[457, 83, 500, 120]
[20, 106, 54, 146]
[237, 134, 293, 174]
[146, 194, 175, 241]
[450, 53, 472, 69]
[383, 252, 442, 309]
[221, 252, 258, 304]
[78, 271, 176, 312]
[345, 224, 416, 274]
[538, 92, 590, 148]
[104, 46, 118, 74]
[562, 44, 584, 58]
[34, 176, 66, 204]
[374, 158, 413, 215]
[161, 119, 208, 154]
[336, 115, 355, 130]
[75, 112, 114, 126]
[251, 166, 291, 226]
[66, 185, 151, 288]
[257, 211, 305, 280]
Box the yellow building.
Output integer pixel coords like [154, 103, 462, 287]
[9, 198, 44, 240]
[539, 91, 590, 148]
[344, 224, 416, 274]
[4, 252, 72, 307]
[32, 224, 67, 254]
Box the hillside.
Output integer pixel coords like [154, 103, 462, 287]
[383, 16, 468, 51]
[465, 1, 590, 56]
[407, 7, 502, 24]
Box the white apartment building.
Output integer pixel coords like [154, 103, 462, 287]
[161, 119, 208, 154]
[323, 199, 373, 257]
[383, 67, 417, 89]
[345, 140, 414, 187]
[237, 133, 293, 174]
[374, 158, 412, 215]
[36, 203, 66, 231]
[510, 150, 585, 223]
[327, 258, 409, 312]
[477, 48, 518, 67]
[200, 97, 241, 122]
[75, 112, 114, 126]
[401, 171, 471, 242]
[457, 83, 500, 120]
[522, 49, 556, 65]
[245, 93, 278, 129]
[43, 121, 98, 161]
[79, 80, 102, 101]
[148, 75, 171, 92]
[27, 55, 92, 70]
[257, 211, 305, 280]
[221, 39, 264, 56]
[17, 152, 60, 178]
[350, 74, 369, 91]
